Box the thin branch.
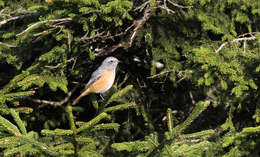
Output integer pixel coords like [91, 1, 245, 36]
[94, 6, 156, 56]
[92, 0, 193, 56]
[243, 40, 246, 53]
[147, 70, 173, 79]
[118, 73, 129, 88]
[215, 42, 228, 54]
[28, 85, 78, 107]
[134, 0, 152, 12]
[16, 17, 72, 36]
[189, 91, 196, 105]
[237, 32, 260, 38]
[158, 0, 175, 14]
[167, 0, 193, 9]
[33, 27, 59, 36]
[215, 32, 259, 53]
[0, 13, 38, 28]
[44, 57, 77, 69]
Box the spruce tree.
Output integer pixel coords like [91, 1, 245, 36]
[0, 0, 259, 156]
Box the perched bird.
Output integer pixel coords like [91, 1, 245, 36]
[72, 57, 119, 105]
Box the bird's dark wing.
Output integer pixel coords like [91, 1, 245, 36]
[82, 66, 104, 92]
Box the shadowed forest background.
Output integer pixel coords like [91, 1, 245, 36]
[0, 0, 259, 156]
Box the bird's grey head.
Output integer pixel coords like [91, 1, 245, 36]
[101, 56, 119, 70]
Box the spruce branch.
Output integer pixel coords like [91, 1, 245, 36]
[107, 85, 133, 104]
[166, 108, 174, 135]
[90, 123, 120, 132]
[20, 135, 60, 156]
[111, 140, 153, 152]
[0, 72, 29, 94]
[75, 137, 95, 144]
[76, 112, 109, 133]
[4, 91, 35, 101]
[0, 107, 33, 115]
[9, 109, 27, 135]
[0, 42, 17, 48]
[103, 102, 136, 113]
[0, 136, 22, 148]
[181, 129, 215, 139]
[3, 143, 38, 156]
[0, 115, 21, 136]
[53, 143, 74, 151]
[147, 100, 210, 157]
[171, 101, 210, 137]
[65, 105, 78, 157]
[41, 129, 74, 136]
[14, 107, 33, 114]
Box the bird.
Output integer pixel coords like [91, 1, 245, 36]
[72, 56, 119, 105]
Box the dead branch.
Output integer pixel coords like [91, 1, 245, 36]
[167, 0, 193, 9]
[92, 0, 193, 56]
[16, 17, 72, 36]
[94, 6, 157, 56]
[28, 85, 78, 106]
[33, 26, 62, 37]
[147, 70, 173, 79]
[44, 57, 77, 69]
[215, 32, 260, 53]
[0, 13, 39, 28]
[134, 0, 152, 12]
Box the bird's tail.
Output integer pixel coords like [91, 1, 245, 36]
[72, 89, 90, 105]
[72, 95, 83, 105]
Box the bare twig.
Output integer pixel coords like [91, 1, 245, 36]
[237, 32, 260, 38]
[243, 41, 246, 53]
[215, 42, 228, 54]
[33, 27, 60, 36]
[28, 85, 78, 106]
[189, 91, 196, 105]
[80, 23, 135, 44]
[80, 30, 106, 41]
[118, 73, 129, 88]
[45, 57, 77, 69]
[16, 17, 72, 36]
[134, 0, 152, 12]
[93, 0, 193, 56]
[0, 13, 38, 28]
[94, 6, 156, 56]
[167, 0, 193, 9]
[158, 0, 175, 14]
[147, 70, 173, 79]
[215, 32, 259, 53]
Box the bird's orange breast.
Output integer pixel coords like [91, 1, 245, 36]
[87, 69, 115, 93]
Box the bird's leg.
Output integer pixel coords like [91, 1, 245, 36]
[99, 93, 104, 100]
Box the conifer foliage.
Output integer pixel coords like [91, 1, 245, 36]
[0, 0, 259, 156]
